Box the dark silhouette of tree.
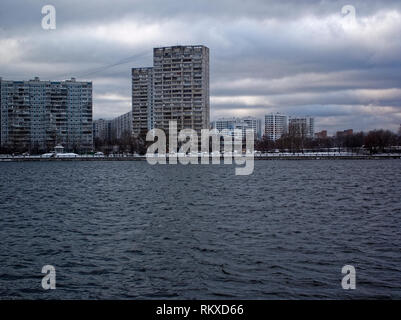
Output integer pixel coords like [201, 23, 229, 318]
[255, 136, 275, 152]
[364, 129, 397, 154]
[344, 132, 364, 153]
[398, 125, 401, 145]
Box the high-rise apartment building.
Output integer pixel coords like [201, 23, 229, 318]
[288, 116, 315, 138]
[132, 67, 153, 135]
[153, 45, 210, 135]
[132, 46, 210, 136]
[94, 111, 133, 142]
[93, 119, 111, 141]
[241, 116, 262, 138]
[264, 113, 288, 141]
[211, 117, 238, 132]
[110, 111, 133, 140]
[0, 77, 92, 152]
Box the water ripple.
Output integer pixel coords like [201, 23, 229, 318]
[0, 160, 401, 299]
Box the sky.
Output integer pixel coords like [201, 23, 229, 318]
[0, 0, 400, 134]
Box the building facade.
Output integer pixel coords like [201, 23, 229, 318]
[264, 113, 288, 141]
[288, 116, 315, 138]
[94, 111, 133, 143]
[315, 130, 328, 139]
[131, 45, 210, 137]
[241, 116, 262, 139]
[132, 67, 153, 136]
[110, 111, 133, 140]
[211, 117, 238, 132]
[153, 45, 210, 135]
[212, 116, 261, 139]
[0, 77, 93, 152]
[93, 119, 111, 141]
[336, 129, 353, 138]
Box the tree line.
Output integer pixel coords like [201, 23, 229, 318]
[2, 127, 401, 155]
[256, 129, 401, 154]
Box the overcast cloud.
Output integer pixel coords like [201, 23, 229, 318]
[1, 0, 400, 134]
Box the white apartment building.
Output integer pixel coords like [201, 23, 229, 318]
[241, 116, 262, 138]
[212, 117, 261, 139]
[264, 113, 288, 141]
[211, 117, 238, 131]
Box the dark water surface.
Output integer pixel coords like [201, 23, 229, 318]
[0, 160, 400, 299]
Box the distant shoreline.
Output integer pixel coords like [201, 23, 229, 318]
[1, 155, 400, 162]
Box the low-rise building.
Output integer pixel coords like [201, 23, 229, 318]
[315, 130, 328, 139]
[336, 129, 353, 138]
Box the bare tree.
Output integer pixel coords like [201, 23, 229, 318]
[364, 129, 397, 154]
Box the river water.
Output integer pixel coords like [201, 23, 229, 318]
[0, 160, 400, 299]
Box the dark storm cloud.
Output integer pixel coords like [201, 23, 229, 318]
[2, 0, 401, 27]
[1, 0, 401, 134]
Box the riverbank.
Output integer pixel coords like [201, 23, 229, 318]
[1, 154, 400, 162]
